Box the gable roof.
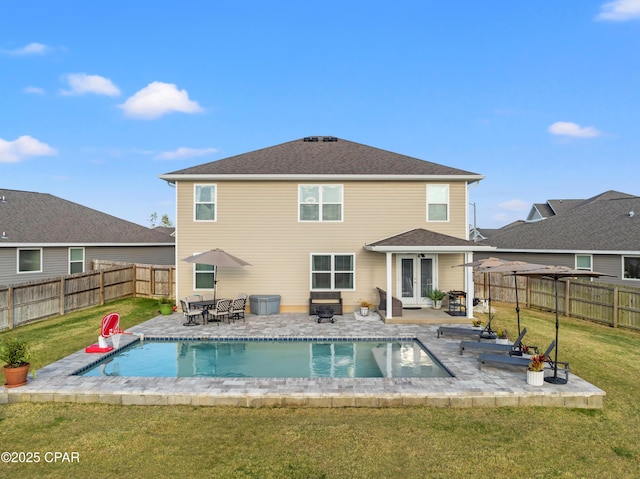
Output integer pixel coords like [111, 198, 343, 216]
[159, 137, 484, 181]
[525, 190, 634, 223]
[483, 193, 640, 252]
[0, 188, 175, 246]
[365, 228, 494, 253]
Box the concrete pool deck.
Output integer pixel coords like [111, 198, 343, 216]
[0, 311, 605, 408]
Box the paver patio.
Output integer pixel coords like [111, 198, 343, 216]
[0, 311, 605, 408]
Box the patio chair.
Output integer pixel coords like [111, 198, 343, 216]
[230, 293, 247, 322]
[376, 287, 403, 317]
[180, 299, 203, 327]
[207, 298, 232, 324]
[437, 313, 497, 339]
[185, 294, 202, 310]
[478, 341, 570, 380]
[459, 327, 538, 355]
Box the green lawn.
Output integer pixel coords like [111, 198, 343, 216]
[1, 299, 639, 478]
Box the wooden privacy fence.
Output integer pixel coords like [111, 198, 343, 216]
[0, 261, 175, 332]
[474, 271, 640, 332]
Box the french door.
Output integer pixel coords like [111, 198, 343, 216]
[398, 255, 435, 306]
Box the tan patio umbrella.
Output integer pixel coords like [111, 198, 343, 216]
[454, 257, 510, 338]
[477, 261, 545, 336]
[515, 265, 613, 384]
[182, 248, 251, 301]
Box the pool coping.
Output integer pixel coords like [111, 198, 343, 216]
[0, 312, 606, 408]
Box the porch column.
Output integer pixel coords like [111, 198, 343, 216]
[465, 251, 475, 318]
[386, 252, 393, 319]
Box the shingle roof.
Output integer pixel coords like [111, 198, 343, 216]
[367, 228, 481, 248]
[483, 193, 640, 251]
[161, 137, 483, 178]
[0, 189, 175, 245]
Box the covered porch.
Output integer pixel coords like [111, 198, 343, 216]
[364, 228, 495, 322]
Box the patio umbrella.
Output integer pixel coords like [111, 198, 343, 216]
[181, 248, 251, 301]
[455, 257, 510, 338]
[515, 265, 612, 385]
[478, 261, 545, 336]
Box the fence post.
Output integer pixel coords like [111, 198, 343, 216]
[613, 286, 619, 328]
[99, 270, 105, 305]
[150, 264, 155, 298]
[60, 277, 65, 316]
[7, 286, 14, 330]
[565, 279, 571, 316]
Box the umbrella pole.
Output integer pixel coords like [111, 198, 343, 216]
[513, 273, 521, 335]
[545, 277, 567, 384]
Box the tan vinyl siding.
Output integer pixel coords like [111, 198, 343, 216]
[176, 180, 470, 311]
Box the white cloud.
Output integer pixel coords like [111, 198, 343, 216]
[24, 86, 45, 95]
[119, 81, 203, 119]
[0, 135, 58, 163]
[2, 42, 49, 56]
[596, 0, 640, 21]
[60, 73, 121, 97]
[155, 147, 218, 160]
[548, 121, 602, 138]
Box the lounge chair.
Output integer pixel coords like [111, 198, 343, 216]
[230, 293, 247, 322]
[459, 328, 538, 355]
[207, 298, 232, 324]
[478, 341, 571, 380]
[438, 313, 497, 339]
[180, 299, 203, 326]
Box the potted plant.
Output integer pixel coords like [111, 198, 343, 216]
[496, 329, 509, 345]
[527, 353, 547, 386]
[1, 337, 31, 388]
[359, 300, 374, 316]
[426, 289, 447, 309]
[158, 296, 174, 315]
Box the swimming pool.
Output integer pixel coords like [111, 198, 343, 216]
[77, 339, 454, 378]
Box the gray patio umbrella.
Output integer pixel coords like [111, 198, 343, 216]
[478, 261, 545, 336]
[182, 248, 251, 301]
[455, 257, 509, 338]
[515, 265, 612, 384]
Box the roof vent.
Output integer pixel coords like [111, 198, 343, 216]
[1, 231, 7, 240]
[629, 211, 635, 217]
[322, 136, 338, 142]
[0, 196, 6, 203]
[303, 137, 319, 142]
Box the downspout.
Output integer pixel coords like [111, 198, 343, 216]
[386, 252, 393, 320]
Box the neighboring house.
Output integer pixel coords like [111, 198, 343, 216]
[0, 188, 175, 286]
[475, 190, 640, 285]
[159, 136, 493, 318]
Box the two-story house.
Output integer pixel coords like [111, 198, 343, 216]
[159, 136, 493, 319]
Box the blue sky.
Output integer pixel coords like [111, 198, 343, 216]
[2, 0, 639, 229]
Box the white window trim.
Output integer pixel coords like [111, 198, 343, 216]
[298, 184, 344, 222]
[69, 247, 85, 274]
[575, 254, 592, 271]
[194, 184, 217, 222]
[310, 252, 356, 291]
[192, 253, 216, 290]
[426, 184, 450, 222]
[622, 255, 640, 281]
[17, 248, 43, 274]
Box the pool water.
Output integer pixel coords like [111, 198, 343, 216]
[78, 339, 453, 378]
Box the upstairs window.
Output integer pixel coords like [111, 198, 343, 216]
[427, 184, 449, 222]
[299, 185, 343, 222]
[69, 247, 85, 274]
[195, 185, 216, 221]
[18, 248, 42, 273]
